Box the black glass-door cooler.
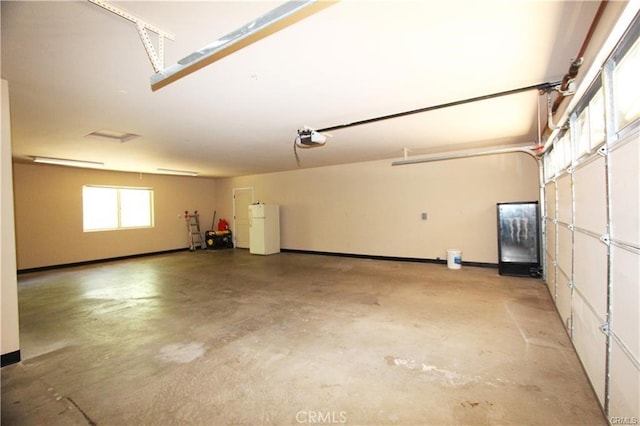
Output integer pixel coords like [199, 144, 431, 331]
[496, 201, 541, 277]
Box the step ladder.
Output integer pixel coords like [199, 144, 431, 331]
[185, 210, 204, 251]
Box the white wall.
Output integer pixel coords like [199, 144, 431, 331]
[1, 79, 20, 362]
[216, 153, 540, 263]
[13, 164, 217, 270]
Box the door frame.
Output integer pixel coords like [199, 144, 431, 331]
[232, 187, 254, 248]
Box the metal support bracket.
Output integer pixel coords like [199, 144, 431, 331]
[150, 0, 336, 91]
[88, 0, 175, 73]
[600, 234, 611, 246]
[597, 146, 608, 157]
[135, 23, 163, 72]
[599, 322, 610, 335]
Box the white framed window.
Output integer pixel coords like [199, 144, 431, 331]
[553, 142, 562, 173]
[613, 35, 640, 130]
[554, 132, 571, 172]
[589, 89, 605, 148]
[544, 150, 554, 182]
[574, 86, 605, 161]
[575, 108, 590, 158]
[83, 185, 154, 231]
[563, 131, 572, 168]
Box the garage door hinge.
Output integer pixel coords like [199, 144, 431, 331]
[566, 279, 574, 289]
[599, 322, 610, 335]
[600, 234, 611, 246]
[597, 146, 607, 157]
[568, 224, 575, 231]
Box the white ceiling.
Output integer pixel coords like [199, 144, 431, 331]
[2, 0, 601, 178]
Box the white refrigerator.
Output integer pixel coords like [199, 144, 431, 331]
[249, 204, 280, 255]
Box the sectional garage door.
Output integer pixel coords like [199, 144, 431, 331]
[542, 21, 639, 420]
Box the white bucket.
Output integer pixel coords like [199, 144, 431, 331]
[447, 249, 462, 269]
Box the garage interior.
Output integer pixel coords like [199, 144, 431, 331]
[1, 1, 639, 425]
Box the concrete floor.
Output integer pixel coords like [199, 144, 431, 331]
[2, 250, 605, 425]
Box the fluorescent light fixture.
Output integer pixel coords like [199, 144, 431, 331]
[157, 168, 198, 176]
[391, 145, 538, 166]
[150, 0, 337, 91]
[33, 156, 105, 169]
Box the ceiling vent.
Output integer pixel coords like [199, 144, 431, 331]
[86, 129, 139, 143]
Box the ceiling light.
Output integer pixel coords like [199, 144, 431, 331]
[157, 168, 198, 177]
[33, 157, 105, 169]
[86, 129, 139, 143]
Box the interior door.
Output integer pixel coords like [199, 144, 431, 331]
[233, 187, 253, 248]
